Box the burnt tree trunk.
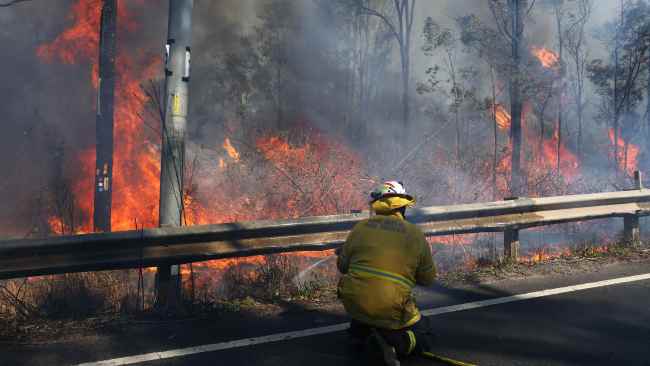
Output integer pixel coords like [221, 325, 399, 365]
[555, 3, 564, 174]
[646, 57, 650, 168]
[509, 0, 524, 196]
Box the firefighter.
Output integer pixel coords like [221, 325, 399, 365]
[337, 181, 436, 366]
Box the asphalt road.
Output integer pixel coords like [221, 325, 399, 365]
[4, 260, 650, 366]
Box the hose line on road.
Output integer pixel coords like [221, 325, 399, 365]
[420, 351, 478, 366]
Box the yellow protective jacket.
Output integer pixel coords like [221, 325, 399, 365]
[337, 212, 436, 330]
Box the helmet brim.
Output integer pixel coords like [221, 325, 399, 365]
[369, 193, 415, 204]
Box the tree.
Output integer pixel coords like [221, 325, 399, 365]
[457, 13, 511, 199]
[256, 0, 300, 131]
[357, 0, 416, 129]
[588, 0, 650, 174]
[420, 19, 463, 170]
[216, 36, 264, 124]
[550, 0, 567, 173]
[488, 0, 536, 196]
[564, 0, 592, 160]
[316, 0, 394, 138]
[419, 18, 483, 201]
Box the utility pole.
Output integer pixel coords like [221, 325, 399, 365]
[93, 0, 117, 233]
[156, 0, 193, 312]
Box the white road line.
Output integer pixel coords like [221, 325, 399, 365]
[76, 272, 650, 366]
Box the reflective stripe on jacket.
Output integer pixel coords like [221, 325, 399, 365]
[337, 213, 436, 330]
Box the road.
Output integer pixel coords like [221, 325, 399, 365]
[3, 260, 650, 366]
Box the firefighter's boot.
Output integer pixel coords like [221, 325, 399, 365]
[365, 329, 400, 366]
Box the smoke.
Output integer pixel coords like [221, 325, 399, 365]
[0, 0, 634, 237]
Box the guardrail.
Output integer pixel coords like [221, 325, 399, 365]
[0, 172, 647, 280]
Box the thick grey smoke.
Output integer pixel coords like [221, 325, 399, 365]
[0, 0, 629, 237]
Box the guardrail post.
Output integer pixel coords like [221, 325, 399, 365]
[623, 171, 643, 246]
[155, 263, 181, 313]
[623, 215, 640, 246]
[634, 170, 643, 190]
[503, 197, 520, 262]
[504, 228, 520, 262]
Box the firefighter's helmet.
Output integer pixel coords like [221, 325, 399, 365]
[370, 181, 414, 204]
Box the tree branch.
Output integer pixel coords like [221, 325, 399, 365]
[0, 0, 32, 7]
[358, 4, 401, 46]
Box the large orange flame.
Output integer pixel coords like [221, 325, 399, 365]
[38, 1, 161, 232]
[531, 46, 559, 68]
[492, 103, 580, 196]
[223, 138, 240, 162]
[608, 128, 639, 176]
[493, 104, 511, 130]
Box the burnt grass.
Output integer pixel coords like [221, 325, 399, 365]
[1, 241, 649, 344]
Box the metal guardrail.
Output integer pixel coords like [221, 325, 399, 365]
[0, 175, 648, 280]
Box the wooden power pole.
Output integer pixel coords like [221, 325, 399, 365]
[93, 0, 117, 233]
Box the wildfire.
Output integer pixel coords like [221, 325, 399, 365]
[540, 128, 580, 181]
[429, 235, 475, 246]
[492, 103, 581, 196]
[520, 247, 572, 264]
[608, 128, 639, 176]
[223, 138, 240, 162]
[531, 46, 559, 68]
[493, 104, 511, 130]
[38, 0, 161, 232]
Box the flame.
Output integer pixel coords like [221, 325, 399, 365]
[531, 46, 559, 68]
[429, 235, 474, 246]
[493, 104, 511, 130]
[520, 247, 572, 264]
[38, 1, 161, 232]
[608, 128, 639, 176]
[223, 138, 240, 162]
[492, 103, 580, 197]
[255, 132, 368, 217]
[540, 127, 580, 181]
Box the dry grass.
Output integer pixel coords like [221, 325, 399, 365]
[2, 253, 331, 328]
[0, 270, 155, 328]
[219, 254, 327, 302]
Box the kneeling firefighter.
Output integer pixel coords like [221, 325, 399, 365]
[337, 181, 436, 366]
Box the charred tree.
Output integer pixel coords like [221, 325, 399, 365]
[565, 0, 591, 160]
[646, 57, 650, 165]
[553, 1, 565, 174]
[93, 0, 117, 233]
[509, 0, 524, 196]
[157, 0, 193, 313]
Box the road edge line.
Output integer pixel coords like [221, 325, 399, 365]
[76, 272, 650, 366]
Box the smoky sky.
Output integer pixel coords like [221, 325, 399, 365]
[0, 0, 627, 236]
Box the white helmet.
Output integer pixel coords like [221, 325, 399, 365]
[370, 181, 414, 203]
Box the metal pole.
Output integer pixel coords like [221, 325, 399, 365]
[93, 0, 117, 233]
[156, 0, 194, 313]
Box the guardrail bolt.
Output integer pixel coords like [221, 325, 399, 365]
[504, 228, 520, 262]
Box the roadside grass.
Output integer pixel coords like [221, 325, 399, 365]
[1, 239, 647, 341]
[213, 254, 332, 311]
[0, 252, 332, 330]
[438, 239, 648, 285]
